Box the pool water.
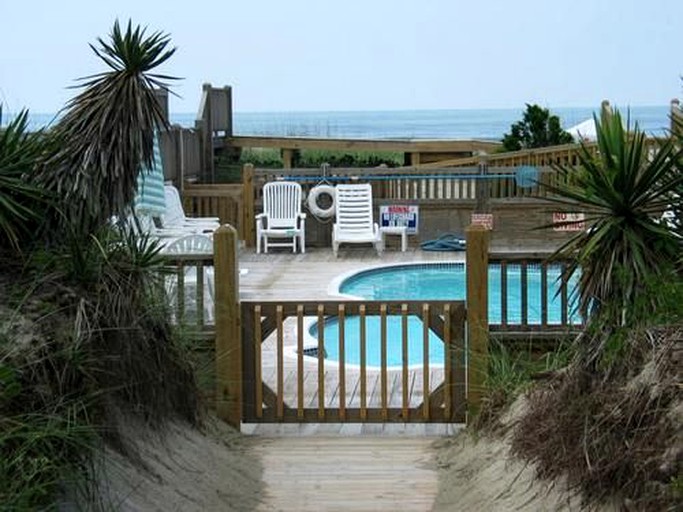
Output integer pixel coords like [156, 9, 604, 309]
[311, 263, 580, 367]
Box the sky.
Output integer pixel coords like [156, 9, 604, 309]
[1, 0, 681, 115]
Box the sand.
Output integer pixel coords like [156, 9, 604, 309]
[92, 418, 263, 511]
[432, 400, 617, 512]
[433, 434, 583, 511]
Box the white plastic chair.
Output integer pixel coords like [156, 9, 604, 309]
[161, 185, 220, 232]
[332, 183, 382, 257]
[161, 235, 214, 324]
[256, 181, 306, 253]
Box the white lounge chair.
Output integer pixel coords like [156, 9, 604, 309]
[130, 214, 213, 241]
[332, 183, 383, 257]
[256, 181, 306, 253]
[161, 185, 220, 232]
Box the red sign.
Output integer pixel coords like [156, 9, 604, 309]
[553, 212, 586, 231]
[471, 213, 493, 230]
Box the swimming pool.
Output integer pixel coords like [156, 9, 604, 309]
[311, 262, 580, 367]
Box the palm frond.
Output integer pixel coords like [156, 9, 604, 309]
[34, 20, 177, 237]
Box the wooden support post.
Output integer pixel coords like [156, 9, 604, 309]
[466, 224, 489, 418]
[410, 152, 421, 166]
[223, 85, 233, 137]
[475, 155, 489, 213]
[242, 164, 255, 247]
[214, 225, 241, 427]
[200, 83, 215, 183]
[281, 148, 294, 169]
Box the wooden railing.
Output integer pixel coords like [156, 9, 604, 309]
[240, 300, 467, 423]
[488, 257, 584, 335]
[247, 164, 574, 202]
[162, 252, 215, 333]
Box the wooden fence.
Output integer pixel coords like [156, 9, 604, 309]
[160, 225, 586, 427]
[162, 253, 215, 331]
[488, 257, 583, 337]
[238, 163, 578, 248]
[181, 183, 243, 234]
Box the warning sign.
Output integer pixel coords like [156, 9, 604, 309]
[380, 205, 419, 234]
[553, 212, 586, 231]
[471, 213, 493, 230]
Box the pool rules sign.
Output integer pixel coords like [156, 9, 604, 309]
[380, 205, 419, 234]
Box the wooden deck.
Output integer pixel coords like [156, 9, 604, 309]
[251, 436, 439, 511]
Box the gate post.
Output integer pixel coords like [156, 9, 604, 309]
[466, 224, 489, 416]
[214, 225, 241, 427]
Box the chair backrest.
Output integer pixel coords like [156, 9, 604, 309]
[335, 184, 375, 234]
[162, 234, 213, 254]
[262, 181, 302, 228]
[162, 185, 187, 226]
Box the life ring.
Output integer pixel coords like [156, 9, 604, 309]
[307, 185, 336, 218]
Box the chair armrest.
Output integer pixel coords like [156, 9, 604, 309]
[184, 217, 220, 224]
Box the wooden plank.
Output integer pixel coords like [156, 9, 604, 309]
[520, 261, 528, 326]
[338, 304, 346, 420]
[359, 305, 367, 420]
[242, 163, 255, 246]
[541, 261, 548, 327]
[276, 305, 284, 419]
[451, 304, 467, 423]
[253, 437, 439, 512]
[255, 305, 262, 418]
[401, 304, 409, 420]
[176, 263, 185, 323]
[225, 135, 502, 153]
[297, 305, 304, 420]
[380, 304, 388, 421]
[196, 263, 205, 327]
[561, 263, 569, 326]
[317, 304, 325, 420]
[443, 304, 451, 421]
[251, 300, 462, 317]
[466, 225, 489, 415]
[422, 304, 430, 420]
[500, 261, 508, 325]
[214, 225, 241, 427]
[251, 407, 454, 423]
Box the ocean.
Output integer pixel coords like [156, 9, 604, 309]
[18, 106, 672, 140]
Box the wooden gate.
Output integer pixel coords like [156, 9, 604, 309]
[240, 300, 467, 423]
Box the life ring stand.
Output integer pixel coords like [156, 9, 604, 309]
[307, 184, 336, 219]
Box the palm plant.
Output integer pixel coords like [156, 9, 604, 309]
[546, 107, 682, 326]
[0, 107, 46, 250]
[35, 20, 175, 237]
